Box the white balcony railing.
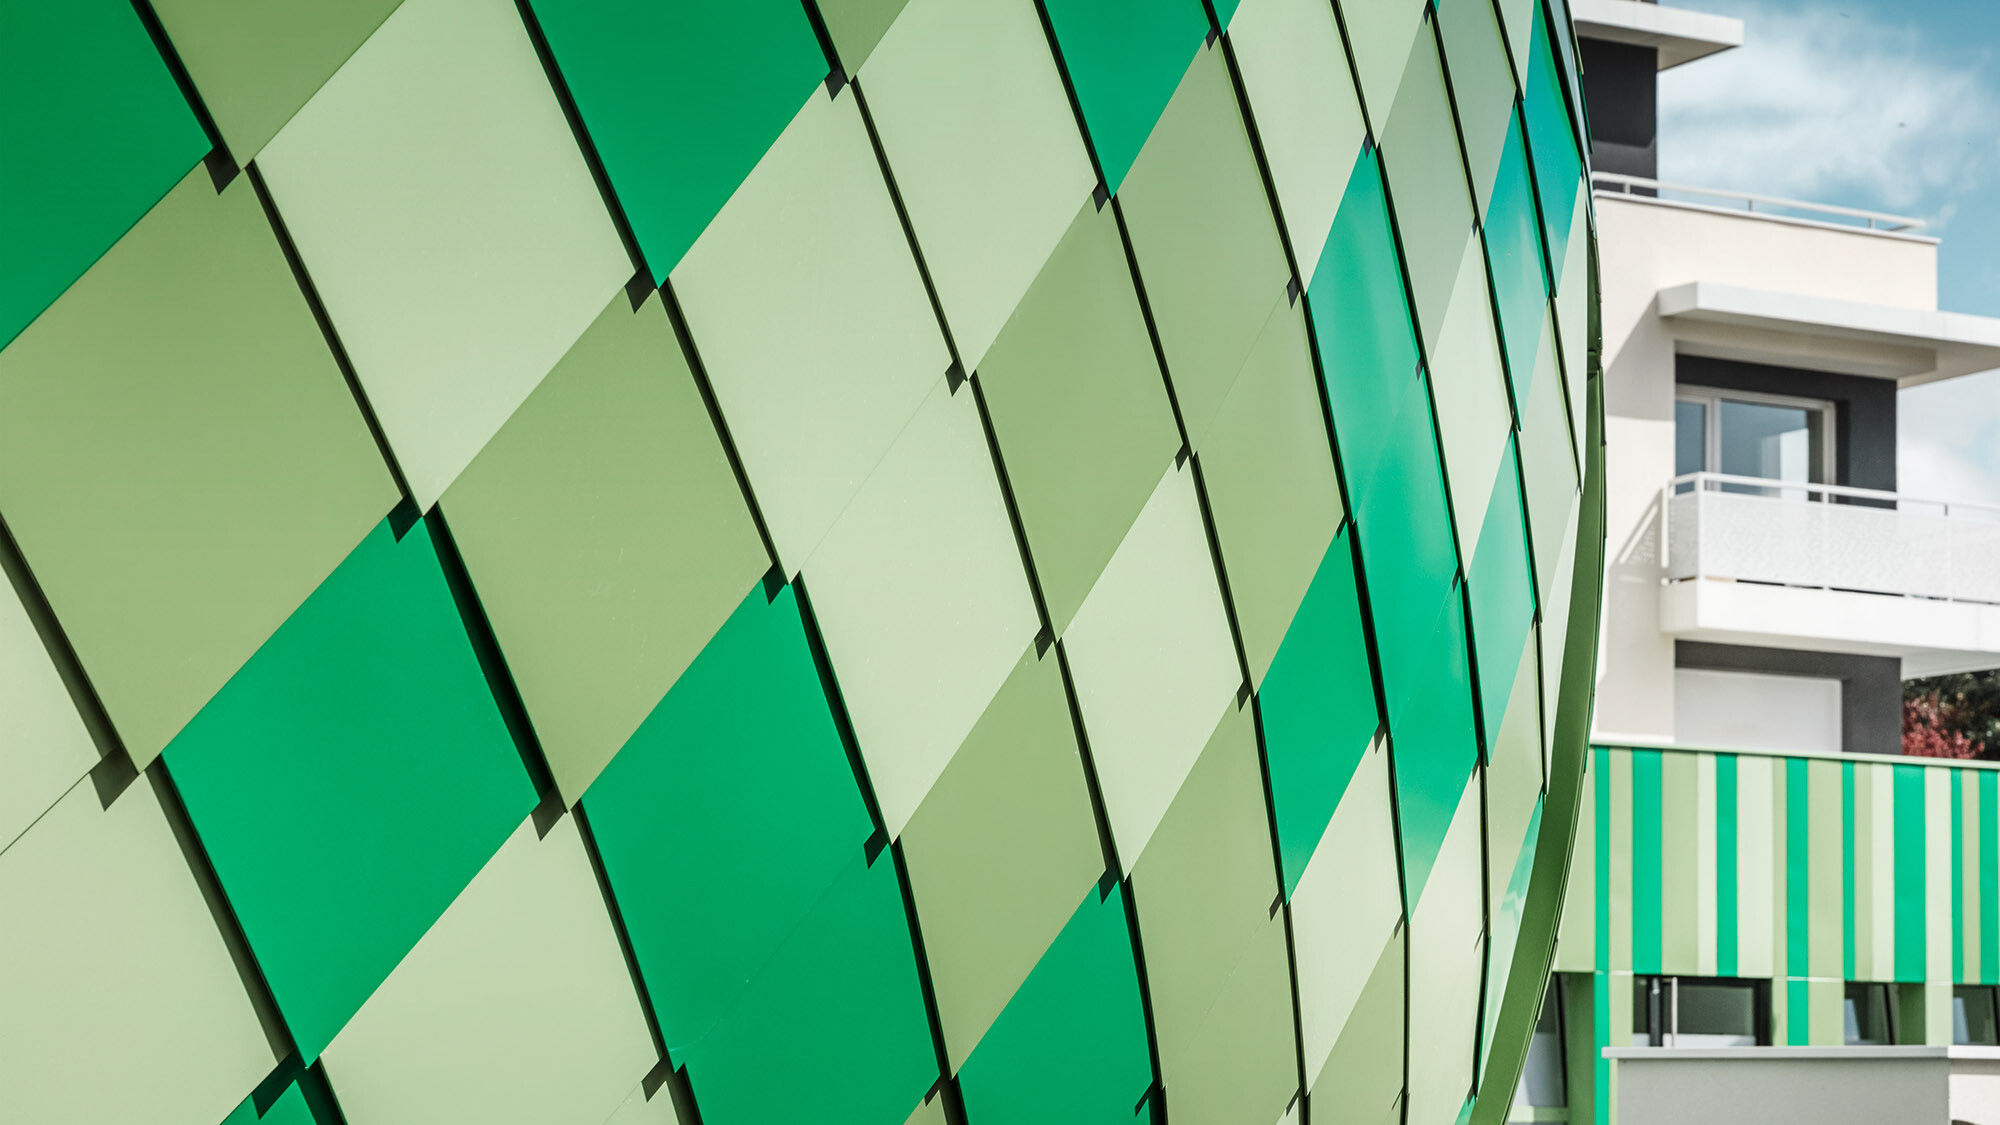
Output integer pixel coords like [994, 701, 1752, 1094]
[1593, 172, 1927, 234]
[1664, 472, 2000, 606]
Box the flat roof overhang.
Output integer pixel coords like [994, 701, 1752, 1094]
[1657, 281, 2000, 388]
[1661, 579, 2000, 679]
[1572, 0, 1744, 69]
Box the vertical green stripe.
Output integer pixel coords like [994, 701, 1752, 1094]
[1661, 752, 1697, 972]
[1895, 764, 1928, 982]
[1843, 761, 1856, 980]
[1596, 748, 1610, 971]
[1787, 976, 1808, 1045]
[1787, 757, 1809, 978]
[1717, 753, 1739, 977]
[1983, 772, 1998, 984]
[1633, 750, 1663, 974]
[1594, 971, 1611, 1125]
[1956, 772, 1967, 982]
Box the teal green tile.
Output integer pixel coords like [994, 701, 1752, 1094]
[681, 851, 936, 1125]
[958, 887, 1154, 1125]
[1261, 527, 1382, 896]
[1355, 371, 1460, 722]
[1040, 0, 1208, 193]
[583, 583, 875, 1056]
[1306, 145, 1421, 502]
[1467, 440, 1535, 752]
[1523, 0, 1583, 270]
[164, 517, 539, 1061]
[0, 0, 208, 348]
[1392, 591, 1480, 904]
[528, 0, 827, 280]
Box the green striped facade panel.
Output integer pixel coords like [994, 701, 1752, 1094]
[0, 2, 1600, 1125]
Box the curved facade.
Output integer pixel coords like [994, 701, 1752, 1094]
[0, 2, 1600, 1124]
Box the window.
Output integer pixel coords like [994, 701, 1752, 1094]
[1845, 982, 1896, 1045]
[1632, 975, 1767, 1046]
[1515, 980, 1569, 1110]
[1956, 985, 2000, 1045]
[1674, 386, 1834, 496]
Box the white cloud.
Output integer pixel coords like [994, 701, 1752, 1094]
[1658, 3, 1996, 218]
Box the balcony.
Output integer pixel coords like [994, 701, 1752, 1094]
[1662, 472, 2000, 676]
[1606, 1046, 2000, 1125]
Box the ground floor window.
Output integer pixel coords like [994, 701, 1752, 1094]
[1632, 975, 1768, 1046]
[1844, 982, 1896, 1045]
[1957, 985, 2000, 1045]
[1511, 979, 1569, 1122]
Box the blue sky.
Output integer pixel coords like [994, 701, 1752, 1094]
[1655, 0, 2000, 502]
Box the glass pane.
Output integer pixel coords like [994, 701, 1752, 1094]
[1516, 982, 1568, 1107]
[1718, 399, 1825, 488]
[1845, 983, 1893, 1045]
[1677, 980, 1759, 1046]
[1956, 986, 2000, 1045]
[1674, 400, 1707, 478]
[1632, 977, 1655, 1045]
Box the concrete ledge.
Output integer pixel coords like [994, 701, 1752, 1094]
[1572, 0, 1743, 69]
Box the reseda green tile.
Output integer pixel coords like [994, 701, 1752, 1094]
[1518, 312, 1578, 609]
[904, 1095, 948, 1125]
[149, 0, 402, 159]
[1292, 737, 1403, 1090]
[256, 0, 632, 507]
[1495, 0, 1538, 85]
[442, 292, 767, 804]
[163, 517, 538, 1061]
[1306, 146, 1421, 499]
[862, 0, 1095, 369]
[1039, 0, 1208, 193]
[1380, 20, 1477, 350]
[821, 0, 911, 72]
[1485, 112, 1552, 405]
[1483, 799, 1542, 1083]
[671, 89, 950, 573]
[1064, 465, 1243, 864]
[1227, 0, 1367, 286]
[1467, 441, 1535, 750]
[0, 0, 208, 349]
[681, 852, 937, 1125]
[600, 1084, 683, 1125]
[1158, 916, 1299, 1125]
[1437, 0, 1518, 215]
[1405, 778, 1486, 1125]
[901, 649, 1104, 1069]
[975, 200, 1181, 632]
[1260, 530, 1380, 897]
[1199, 298, 1342, 686]
[528, 0, 825, 281]
[1391, 592, 1481, 904]
[219, 1081, 325, 1125]
[1336, 0, 1428, 123]
[1131, 704, 1280, 1071]
[1429, 234, 1514, 559]
[1310, 928, 1405, 1116]
[1119, 44, 1290, 444]
[0, 168, 399, 767]
[0, 781, 273, 1125]
[321, 815, 656, 1125]
[1537, 509, 1581, 780]
[803, 377, 1039, 836]
[956, 888, 1154, 1125]
[583, 583, 875, 1056]
[1485, 631, 1544, 889]
[0, 575, 97, 855]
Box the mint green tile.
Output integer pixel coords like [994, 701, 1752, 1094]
[1392, 592, 1480, 905]
[1261, 527, 1381, 896]
[681, 852, 937, 1125]
[1040, 0, 1208, 193]
[1436, 0, 1517, 214]
[975, 201, 1181, 633]
[1485, 112, 1552, 407]
[1119, 43, 1290, 445]
[820, 0, 911, 72]
[583, 583, 875, 1056]
[0, 169, 399, 768]
[0, 0, 208, 348]
[1524, 0, 1584, 270]
[957, 888, 1154, 1125]
[1379, 18, 1476, 349]
[528, 0, 825, 280]
[149, 0, 402, 159]
[163, 517, 538, 1061]
[1468, 441, 1535, 751]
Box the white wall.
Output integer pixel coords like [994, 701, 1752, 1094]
[1673, 668, 1841, 753]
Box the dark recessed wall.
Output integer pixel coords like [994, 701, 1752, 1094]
[1677, 642, 1904, 756]
[1676, 354, 1898, 493]
[1580, 38, 1657, 179]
